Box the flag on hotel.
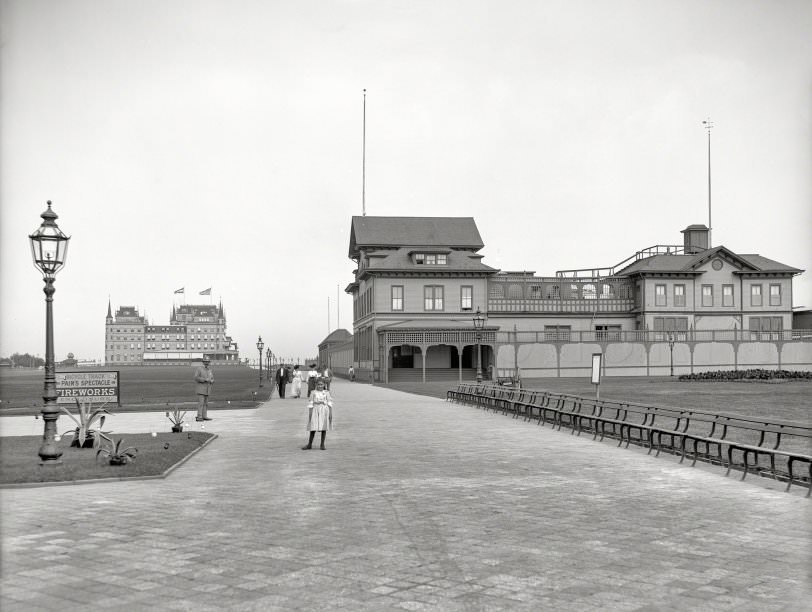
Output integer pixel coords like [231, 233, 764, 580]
[174, 287, 184, 294]
[199, 288, 211, 296]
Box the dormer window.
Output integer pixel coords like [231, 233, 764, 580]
[413, 252, 447, 265]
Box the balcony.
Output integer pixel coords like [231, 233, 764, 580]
[488, 298, 635, 313]
[488, 275, 636, 314]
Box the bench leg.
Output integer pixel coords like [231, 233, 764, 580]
[725, 446, 734, 477]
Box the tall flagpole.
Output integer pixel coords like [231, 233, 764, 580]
[337, 284, 340, 330]
[362, 88, 366, 216]
[327, 296, 330, 334]
[702, 118, 713, 247]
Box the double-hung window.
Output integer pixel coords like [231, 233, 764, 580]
[460, 286, 473, 310]
[391, 286, 404, 311]
[702, 285, 713, 307]
[424, 286, 444, 311]
[722, 284, 734, 307]
[674, 284, 686, 307]
[655, 284, 666, 307]
[769, 284, 781, 306]
[751, 284, 762, 307]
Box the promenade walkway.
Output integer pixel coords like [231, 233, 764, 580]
[1, 381, 810, 611]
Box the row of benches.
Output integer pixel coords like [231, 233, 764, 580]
[447, 383, 812, 495]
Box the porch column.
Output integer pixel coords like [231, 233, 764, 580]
[421, 344, 427, 383]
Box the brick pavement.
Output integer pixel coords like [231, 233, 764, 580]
[1, 381, 810, 611]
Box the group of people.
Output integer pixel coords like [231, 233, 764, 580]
[193, 359, 335, 449]
[273, 363, 332, 399]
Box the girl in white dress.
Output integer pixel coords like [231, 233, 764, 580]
[291, 365, 303, 398]
[302, 378, 333, 450]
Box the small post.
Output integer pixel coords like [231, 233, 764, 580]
[668, 333, 675, 377]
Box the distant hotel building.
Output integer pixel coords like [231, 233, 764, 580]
[324, 216, 810, 381]
[105, 301, 240, 365]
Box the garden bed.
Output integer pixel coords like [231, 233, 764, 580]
[0, 431, 216, 486]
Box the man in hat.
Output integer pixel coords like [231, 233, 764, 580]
[194, 356, 214, 421]
[274, 363, 290, 399]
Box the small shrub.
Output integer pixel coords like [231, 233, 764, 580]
[166, 406, 188, 432]
[60, 399, 113, 448]
[96, 437, 137, 465]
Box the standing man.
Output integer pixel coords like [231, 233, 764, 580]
[322, 363, 333, 391]
[275, 363, 290, 399]
[348, 364, 355, 382]
[194, 356, 214, 421]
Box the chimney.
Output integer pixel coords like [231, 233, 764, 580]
[681, 224, 709, 254]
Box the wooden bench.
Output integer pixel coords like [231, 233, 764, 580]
[446, 385, 812, 495]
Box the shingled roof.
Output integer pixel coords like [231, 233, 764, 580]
[349, 216, 484, 258]
[358, 247, 496, 277]
[616, 245, 803, 275]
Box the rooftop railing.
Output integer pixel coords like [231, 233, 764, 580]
[555, 244, 687, 278]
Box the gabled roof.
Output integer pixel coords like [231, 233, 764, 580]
[349, 216, 484, 258]
[359, 247, 497, 277]
[616, 245, 802, 276]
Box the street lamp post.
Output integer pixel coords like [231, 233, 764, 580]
[256, 336, 264, 387]
[265, 348, 271, 380]
[667, 332, 676, 377]
[29, 201, 70, 465]
[473, 307, 486, 384]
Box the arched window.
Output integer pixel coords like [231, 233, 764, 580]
[508, 284, 523, 299]
[489, 284, 504, 299]
[583, 284, 597, 299]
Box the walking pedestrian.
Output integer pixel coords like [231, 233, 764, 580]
[322, 364, 333, 390]
[275, 363, 290, 399]
[348, 365, 355, 382]
[194, 357, 214, 421]
[302, 378, 333, 450]
[291, 365, 303, 398]
[306, 363, 319, 397]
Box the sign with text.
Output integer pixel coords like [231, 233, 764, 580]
[591, 353, 602, 385]
[56, 371, 120, 405]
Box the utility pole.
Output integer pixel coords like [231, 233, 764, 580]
[362, 89, 366, 216]
[702, 118, 713, 247]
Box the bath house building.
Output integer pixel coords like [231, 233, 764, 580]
[337, 216, 808, 382]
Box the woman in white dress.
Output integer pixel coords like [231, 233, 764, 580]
[302, 378, 333, 450]
[291, 365, 303, 398]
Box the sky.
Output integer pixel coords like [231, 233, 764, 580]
[2, 0, 810, 362]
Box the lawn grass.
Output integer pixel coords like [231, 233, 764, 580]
[380, 377, 812, 423]
[0, 366, 272, 414]
[0, 431, 216, 486]
[380, 376, 812, 478]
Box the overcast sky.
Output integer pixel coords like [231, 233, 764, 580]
[2, 0, 810, 362]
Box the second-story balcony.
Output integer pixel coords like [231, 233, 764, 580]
[488, 274, 636, 314]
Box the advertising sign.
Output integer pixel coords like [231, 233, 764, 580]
[56, 371, 120, 405]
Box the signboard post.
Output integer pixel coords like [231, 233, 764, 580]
[591, 353, 602, 401]
[56, 371, 120, 406]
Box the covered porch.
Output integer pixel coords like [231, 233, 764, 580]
[377, 321, 498, 384]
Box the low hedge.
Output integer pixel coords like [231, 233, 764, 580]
[679, 369, 812, 381]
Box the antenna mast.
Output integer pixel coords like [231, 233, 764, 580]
[702, 117, 713, 247]
[362, 88, 367, 216]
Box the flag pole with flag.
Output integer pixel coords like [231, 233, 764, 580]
[174, 287, 185, 305]
[200, 287, 212, 304]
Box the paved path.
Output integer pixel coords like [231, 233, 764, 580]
[1, 381, 810, 611]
